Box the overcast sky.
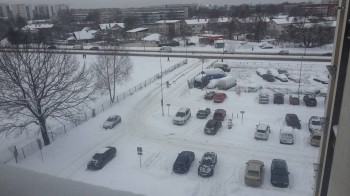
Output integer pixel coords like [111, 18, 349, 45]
[6, 0, 319, 9]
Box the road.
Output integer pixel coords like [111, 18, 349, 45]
[0, 48, 332, 62]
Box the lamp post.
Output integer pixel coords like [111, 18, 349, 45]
[222, 39, 225, 62]
[201, 58, 204, 91]
[297, 46, 307, 97]
[160, 54, 164, 116]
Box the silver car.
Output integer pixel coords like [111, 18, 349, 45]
[259, 93, 269, 104]
[103, 115, 121, 129]
[254, 124, 271, 140]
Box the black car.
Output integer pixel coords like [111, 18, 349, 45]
[90, 46, 100, 50]
[173, 151, 195, 174]
[274, 93, 285, 104]
[197, 108, 211, 119]
[271, 159, 289, 188]
[186, 42, 196, 46]
[262, 74, 275, 82]
[285, 113, 301, 129]
[198, 152, 217, 177]
[303, 94, 317, 107]
[87, 147, 117, 170]
[204, 119, 222, 135]
[47, 45, 57, 49]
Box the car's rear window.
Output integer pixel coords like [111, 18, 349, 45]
[247, 170, 260, 177]
[176, 112, 185, 117]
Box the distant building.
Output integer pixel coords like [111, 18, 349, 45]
[154, 20, 181, 36]
[0, 3, 11, 19]
[11, 4, 33, 20]
[33, 4, 69, 20]
[96, 22, 125, 41]
[126, 27, 148, 40]
[142, 33, 160, 47]
[70, 27, 97, 43]
[267, 16, 309, 35]
[121, 6, 189, 25]
[185, 19, 209, 34]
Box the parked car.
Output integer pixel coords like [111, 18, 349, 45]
[213, 109, 226, 121]
[303, 94, 317, 107]
[270, 159, 290, 188]
[285, 113, 301, 129]
[308, 116, 323, 132]
[186, 42, 196, 46]
[90, 46, 99, 50]
[213, 93, 227, 103]
[262, 74, 275, 82]
[278, 50, 289, 55]
[197, 108, 211, 119]
[310, 131, 322, 147]
[256, 68, 267, 77]
[278, 69, 288, 76]
[201, 69, 226, 80]
[204, 91, 216, 100]
[289, 95, 300, 105]
[267, 68, 279, 77]
[198, 152, 217, 177]
[207, 79, 220, 89]
[204, 119, 222, 135]
[47, 45, 57, 49]
[248, 84, 262, 92]
[194, 74, 211, 88]
[213, 62, 231, 72]
[261, 43, 273, 49]
[103, 115, 121, 129]
[173, 151, 195, 174]
[254, 124, 271, 140]
[280, 126, 295, 144]
[173, 107, 191, 125]
[87, 147, 117, 170]
[288, 74, 301, 83]
[245, 160, 265, 187]
[276, 74, 288, 82]
[273, 93, 284, 104]
[259, 93, 269, 104]
[217, 76, 236, 90]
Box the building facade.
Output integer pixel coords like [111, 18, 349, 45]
[0, 3, 11, 18]
[11, 4, 33, 20]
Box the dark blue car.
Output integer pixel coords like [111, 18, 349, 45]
[173, 151, 195, 174]
[271, 159, 289, 187]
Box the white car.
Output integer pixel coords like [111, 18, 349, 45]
[280, 126, 295, 145]
[256, 68, 267, 77]
[255, 124, 271, 140]
[207, 79, 220, 89]
[276, 74, 288, 82]
[103, 115, 121, 129]
[308, 116, 323, 132]
[173, 107, 191, 125]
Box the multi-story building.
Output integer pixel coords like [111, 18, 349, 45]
[33, 4, 69, 20]
[121, 6, 189, 26]
[0, 3, 11, 19]
[11, 4, 33, 20]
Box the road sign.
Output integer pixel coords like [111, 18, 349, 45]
[137, 147, 143, 155]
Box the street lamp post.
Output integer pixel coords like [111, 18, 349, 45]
[201, 58, 204, 91]
[160, 54, 164, 116]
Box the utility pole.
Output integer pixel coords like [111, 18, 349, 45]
[160, 55, 164, 116]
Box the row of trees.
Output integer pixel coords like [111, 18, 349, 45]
[0, 46, 133, 146]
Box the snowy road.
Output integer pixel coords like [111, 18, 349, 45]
[10, 58, 325, 196]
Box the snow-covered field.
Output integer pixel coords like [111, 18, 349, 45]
[4, 55, 328, 196]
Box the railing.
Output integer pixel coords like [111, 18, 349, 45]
[0, 59, 188, 164]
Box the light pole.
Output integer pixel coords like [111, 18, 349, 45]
[222, 39, 225, 62]
[160, 54, 164, 116]
[201, 58, 204, 91]
[297, 46, 307, 97]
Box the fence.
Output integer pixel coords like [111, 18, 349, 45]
[1, 59, 188, 164]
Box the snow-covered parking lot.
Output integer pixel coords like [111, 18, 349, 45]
[8, 56, 328, 196]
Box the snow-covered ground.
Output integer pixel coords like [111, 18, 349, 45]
[4, 55, 328, 196]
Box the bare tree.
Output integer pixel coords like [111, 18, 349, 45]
[92, 48, 133, 104]
[0, 47, 95, 145]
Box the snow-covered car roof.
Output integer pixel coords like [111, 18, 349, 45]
[257, 124, 269, 130]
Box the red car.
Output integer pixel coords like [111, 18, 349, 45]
[213, 93, 226, 103]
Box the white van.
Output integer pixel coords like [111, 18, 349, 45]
[217, 76, 236, 90]
[73, 45, 83, 49]
[159, 46, 172, 52]
[280, 126, 295, 145]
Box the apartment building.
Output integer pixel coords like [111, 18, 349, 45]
[0, 3, 11, 18]
[33, 4, 69, 20]
[11, 4, 33, 20]
[121, 6, 189, 25]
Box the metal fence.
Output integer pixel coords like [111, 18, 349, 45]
[1, 59, 188, 164]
